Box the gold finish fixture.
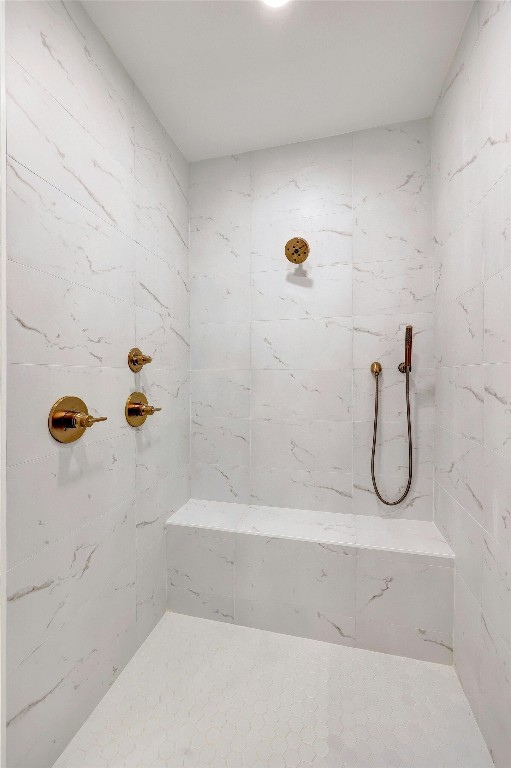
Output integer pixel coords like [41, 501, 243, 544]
[370, 361, 382, 375]
[285, 237, 310, 264]
[48, 396, 108, 444]
[128, 348, 153, 372]
[125, 391, 162, 427]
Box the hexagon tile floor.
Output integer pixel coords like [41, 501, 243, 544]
[53, 613, 493, 768]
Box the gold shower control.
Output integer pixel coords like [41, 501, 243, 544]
[128, 348, 153, 372]
[48, 396, 108, 444]
[125, 392, 161, 427]
[285, 237, 309, 264]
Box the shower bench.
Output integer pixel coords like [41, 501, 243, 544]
[165, 500, 454, 664]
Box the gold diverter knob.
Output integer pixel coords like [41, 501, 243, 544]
[125, 392, 162, 427]
[128, 348, 153, 372]
[48, 396, 108, 444]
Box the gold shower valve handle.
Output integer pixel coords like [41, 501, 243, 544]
[48, 396, 108, 444]
[125, 392, 162, 427]
[128, 348, 153, 372]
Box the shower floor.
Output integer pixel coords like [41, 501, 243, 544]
[52, 613, 492, 768]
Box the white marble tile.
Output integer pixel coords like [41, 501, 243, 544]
[353, 420, 433, 479]
[191, 321, 250, 370]
[7, 561, 136, 768]
[235, 534, 356, 618]
[240, 506, 357, 548]
[7, 158, 136, 302]
[435, 209, 483, 306]
[251, 368, 351, 421]
[135, 419, 189, 495]
[169, 498, 247, 532]
[353, 141, 430, 211]
[191, 463, 250, 505]
[8, 261, 134, 368]
[191, 152, 251, 187]
[435, 284, 484, 367]
[481, 532, 511, 652]
[453, 573, 483, 726]
[7, 363, 132, 467]
[354, 119, 430, 157]
[356, 551, 453, 634]
[137, 368, 190, 423]
[435, 426, 485, 526]
[135, 247, 189, 321]
[436, 365, 484, 443]
[6, 0, 135, 172]
[353, 474, 433, 521]
[191, 369, 250, 419]
[356, 618, 452, 664]
[353, 366, 434, 423]
[167, 527, 234, 600]
[7, 499, 135, 672]
[191, 417, 249, 467]
[249, 466, 353, 515]
[191, 272, 250, 324]
[136, 534, 167, 647]
[251, 418, 352, 472]
[354, 202, 431, 264]
[477, 609, 511, 768]
[136, 468, 189, 555]
[484, 363, 511, 458]
[355, 516, 453, 560]
[169, 587, 234, 624]
[251, 263, 352, 320]
[483, 446, 511, 553]
[135, 305, 190, 372]
[353, 313, 433, 369]
[251, 317, 352, 370]
[482, 167, 511, 280]
[132, 179, 189, 268]
[190, 216, 250, 278]
[353, 256, 434, 316]
[485, 265, 511, 364]
[8, 434, 135, 569]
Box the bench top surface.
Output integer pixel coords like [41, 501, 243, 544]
[167, 499, 454, 561]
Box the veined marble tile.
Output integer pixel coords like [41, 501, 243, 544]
[353, 474, 433, 521]
[436, 365, 484, 443]
[353, 420, 433, 479]
[353, 256, 433, 316]
[481, 532, 511, 652]
[251, 369, 351, 421]
[169, 587, 234, 625]
[482, 168, 511, 280]
[478, 609, 511, 768]
[135, 305, 190, 372]
[191, 370, 250, 419]
[137, 369, 190, 423]
[484, 363, 511, 458]
[435, 426, 485, 527]
[356, 618, 452, 664]
[191, 321, 250, 370]
[191, 272, 250, 324]
[355, 515, 452, 560]
[353, 366, 434, 423]
[353, 313, 433, 369]
[435, 209, 483, 306]
[7, 499, 135, 672]
[7, 56, 135, 235]
[353, 119, 430, 157]
[235, 534, 356, 618]
[191, 417, 250, 466]
[251, 418, 352, 472]
[7, 560, 136, 768]
[263, 469, 334, 522]
[7, 158, 136, 302]
[136, 534, 167, 647]
[483, 446, 511, 553]
[8, 434, 135, 569]
[191, 180, 251, 232]
[7, 363, 133, 467]
[135, 247, 189, 320]
[133, 86, 189, 217]
[135, 420, 189, 495]
[453, 573, 483, 725]
[435, 284, 484, 367]
[191, 152, 251, 187]
[190, 217, 250, 278]
[169, 498, 248, 531]
[167, 526, 234, 600]
[353, 143, 430, 210]
[191, 463, 249, 505]
[250, 212, 353, 272]
[136, 468, 189, 556]
[132, 178, 189, 268]
[353, 202, 431, 264]
[356, 550, 453, 634]
[8, 261, 134, 368]
[6, 0, 135, 172]
[485, 265, 511, 364]
[251, 317, 352, 370]
[251, 263, 352, 321]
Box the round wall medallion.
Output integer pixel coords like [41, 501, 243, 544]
[285, 237, 310, 264]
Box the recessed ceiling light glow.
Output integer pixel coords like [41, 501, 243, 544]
[262, 0, 291, 8]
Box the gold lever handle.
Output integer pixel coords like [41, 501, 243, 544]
[48, 396, 108, 444]
[139, 405, 161, 416]
[128, 348, 153, 372]
[125, 392, 162, 427]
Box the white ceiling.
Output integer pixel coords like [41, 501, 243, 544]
[85, 0, 472, 162]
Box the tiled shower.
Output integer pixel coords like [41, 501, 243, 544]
[3, 1, 510, 768]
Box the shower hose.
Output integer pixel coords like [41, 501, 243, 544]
[370, 367, 413, 506]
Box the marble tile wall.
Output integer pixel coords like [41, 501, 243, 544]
[5, 3, 189, 767]
[432, 2, 511, 765]
[190, 119, 434, 520]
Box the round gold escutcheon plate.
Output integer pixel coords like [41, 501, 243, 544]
[48, 396, 89, 444]
[285, 237, 310, 264]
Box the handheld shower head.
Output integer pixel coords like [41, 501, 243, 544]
[405, 325, 413, 371]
